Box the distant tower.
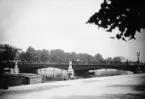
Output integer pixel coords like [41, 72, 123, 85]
[136, 52, 140, 64]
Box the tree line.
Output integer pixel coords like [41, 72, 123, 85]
[17, 46, 124, 64]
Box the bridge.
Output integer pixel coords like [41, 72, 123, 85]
[1, 62, 145, 77]
[0, 44, 145, 77]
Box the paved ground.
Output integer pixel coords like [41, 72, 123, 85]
[0, 74, 145, 99]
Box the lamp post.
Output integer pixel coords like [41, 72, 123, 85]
[137, 52, 140, 64]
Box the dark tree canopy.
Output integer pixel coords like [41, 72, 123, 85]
[1, 45, 18, 61]
[87, 0, 145, 41]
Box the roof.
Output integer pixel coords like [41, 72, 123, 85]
[0, 44, 22, 52]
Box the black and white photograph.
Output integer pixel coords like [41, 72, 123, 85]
[0, 0, 145, 99]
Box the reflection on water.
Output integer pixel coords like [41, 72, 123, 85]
[37, 68, 134, 82]
[38, 68, 68, 82]
[89, 69, 133, 77]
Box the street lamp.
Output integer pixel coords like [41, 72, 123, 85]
[137, 52, 140, 63]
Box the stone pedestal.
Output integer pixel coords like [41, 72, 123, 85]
[13, 61, 19, 74]
[67, 60, 74, 79]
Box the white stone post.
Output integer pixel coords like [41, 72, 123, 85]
[67, 60, 74, 79]
[13, 60, 19, 74]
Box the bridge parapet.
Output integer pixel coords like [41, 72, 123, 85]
[2, 62, 145, 74]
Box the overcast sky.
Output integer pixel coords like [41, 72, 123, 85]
[0, 0, 145, 62]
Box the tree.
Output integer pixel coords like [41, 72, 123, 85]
[94, 53, 104, 63]
[35, 50, 41, 64]
[18, 48, 50, 64]
[2, 44, 18, 61]
[112, 56, 122, 63]
[17, 51, 26, 62]
[83, 54, 95, 64]
[78, 53, 87, 64]
[40, 49, 50, 64]
[106, 57, 113, 63]
[87, 0, 145, 41]
[50, 49, 66, 63]
[25, 46, 36, 63]
[70, 52, 79, 63]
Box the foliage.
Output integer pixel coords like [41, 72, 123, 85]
[94, 53, 104, 63]
[40, 49, 50, 63]
[17, 46, 124, 64]
[106, 57, 112, 63]
[25, 46, 36, 63]
[1, 44, 18, 61]
[50, 49, 66, 63]
[17, 51, 26, 62]
[112, 56, 122, 63]
[87, 0, 145, 41]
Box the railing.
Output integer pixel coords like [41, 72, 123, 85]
[1, 61, 144, 68]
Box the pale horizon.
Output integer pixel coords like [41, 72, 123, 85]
[0, 0, 145, 62]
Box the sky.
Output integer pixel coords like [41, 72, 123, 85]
[0, 0, 145, 62]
